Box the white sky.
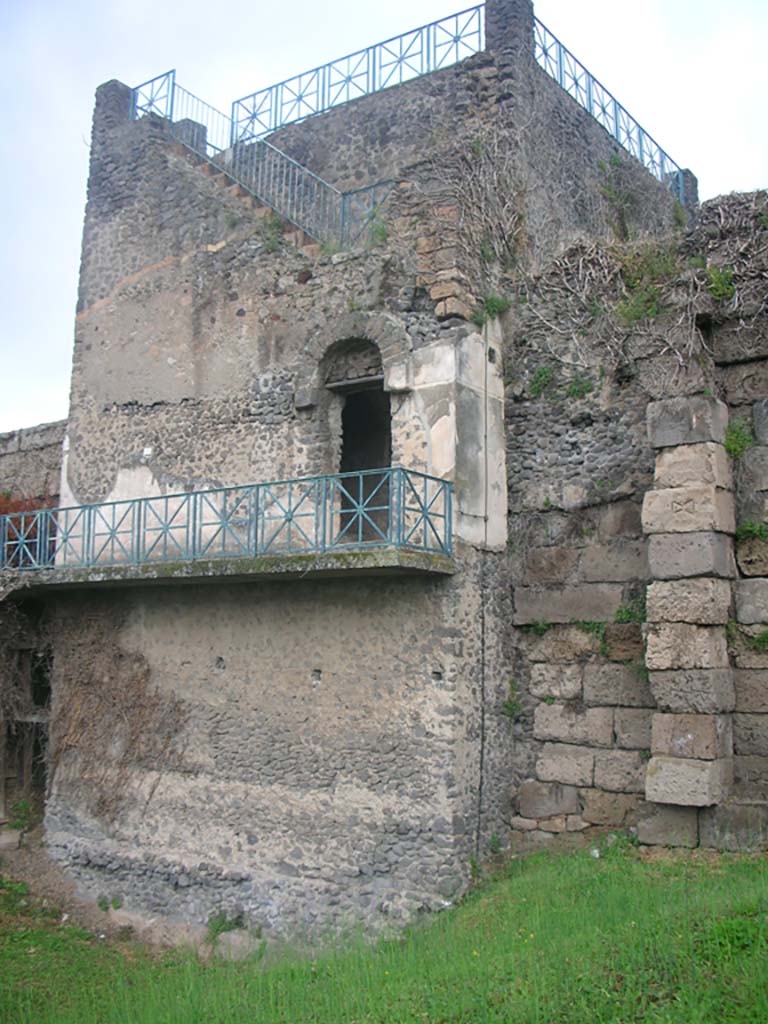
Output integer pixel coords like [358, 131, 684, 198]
[0, 0, 765, 434]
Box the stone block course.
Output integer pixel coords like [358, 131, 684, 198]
[651, 713, 732, 760]
[524, 626, 601, 663]
[583, 663, 653, 707]
[614, 708, 653, 749]
[699, 803, 768, 851]
[597, 501, 643, 541]
[733, 670, 768, 712]
[654, 443, 732, 491]
[646, 579, 732, 625]
[580, 541, 649, 582]
[645, 756, 733, 806]
[594, 749, 646, 793]
[721, 361, 768, 406]
[645, 624, 729, 671]
[535, 743, 594, 786]
[648, 533, 736, 579]
[646, 397, 728, 448]
[735, 538, 768, 578]
[579, 789, 643, 826]
[517, 779, 580, 819]
[649, 669, 735, 714]
[513, 585, 623, 624]
[733, 713, 768, 755]
[741, 446, 768, 492]
[532, 704, 614, 747]
[636, 805, 698, 847]
[529, 663, 582, 701]
[753, 399, 768, 445]
[734, 579, 768, 624]
[641, 485, 735, 535]
[523, 546, 579, 585]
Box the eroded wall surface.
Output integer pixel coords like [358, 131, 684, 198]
[0, 421, 65, 502]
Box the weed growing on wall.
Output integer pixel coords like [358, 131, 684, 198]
[615, 243, 679, 326]
[706, 266, 736, 302]
[724, 420, 754, 460]
[529, 365, 553, 398]
[736, 521, 768, 542]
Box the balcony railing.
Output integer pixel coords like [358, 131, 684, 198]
[0, 468, 452, 573]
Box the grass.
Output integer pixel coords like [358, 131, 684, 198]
[1, 847, 767, 1023]
[725, 419, 754, 460]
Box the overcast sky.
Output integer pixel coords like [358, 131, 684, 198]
[0, 0, 765, 435]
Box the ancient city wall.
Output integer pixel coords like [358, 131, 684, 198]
[0, 421, 65, 503]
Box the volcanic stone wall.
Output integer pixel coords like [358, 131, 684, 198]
[0, 421, 65, 503]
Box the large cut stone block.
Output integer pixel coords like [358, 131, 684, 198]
[646, 579, 732, 625]
[580, 541, 649, 582]
[518, 779, 580, 819]
[650, 669, 735, 714]
[525, 626, 601, 663]
[523, 546, 580, 585]
[513, 585, 623, 624]
[651, 713, 732, 760]
[645, 756, 732, 806]
[722, 360, 768, 405]
[734, 579, 768, 624]
[736, 537, 768, 578]
[742, 446, 768, 492]
[734, 670, 768, 712]
[614, 708, 653, 749]
[533, 704, 614, 747]
[648, 533, 736, 579]
[735, 754, 768, 787]
[583, 664, 653, 707]
[579, 789, 643, 826]
[535, 743, 594, 786]
[733, 713, 768, 755]
[654, 443, 732, 491]
[604, 623, 644, 662]
[642, 486, 735, 535]
[637, 805, 699, 847]
[594, 749, 646, 793]
[645, 624, 729, 670]
[699, 803, 768, 851]
[646, 396, 728, 448]
[529, 663, 582, 701]
[754, 399, 768, 445]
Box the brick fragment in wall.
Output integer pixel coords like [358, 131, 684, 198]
[614, 708, 653, 749]
[645, 756, 733, 807]
[646, 579, 732, 625]
[580, 541, 649, 582]
[648, 533, 736, 579]
[651, 713, 733, 761]
[740, 446, 768, 493]
[654, 443, 732, 491]
[535, 743, 594, 786]
[529, 663, 582, 701]
[513, 584, 623, 624]
[532, 704, 614, 747]
[641, 486, 735, 535]
[645, 624, 729, 671]
[517, 779, 580, 819]
[636, 805, 698, 848]
[578, 789, 643, 826]
[604, 623, 644, 662]
[698, 803, 768, 852]
[594, 749, 646, 793]
[734, 579, 768, 625]
[523, 546, 579, 585]
[734, 670, 768, 712]
[721, 360, 768, 406]
[646, 397, 728, 449]
[753, 399, 768, 445]
[582, 664, 653, 708]
[735, 538, 768, 578]
[733, 713, 768, 756]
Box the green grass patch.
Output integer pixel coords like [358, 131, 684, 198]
[529, 365, 554, 398]
[707, 265, 736, 302]
[736, 520, 768, 543]
[725, 419, 754, 460]
[1, 850, 767, 1023]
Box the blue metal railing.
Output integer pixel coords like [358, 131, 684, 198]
[231, 5, 485, 141]
[533, 21, 683, 201]
[132, 72, 394, 249]
[0, 468, 452, 573]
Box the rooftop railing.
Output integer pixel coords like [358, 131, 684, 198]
[0, 468, 452, 573]
[132, 72, 394, 249]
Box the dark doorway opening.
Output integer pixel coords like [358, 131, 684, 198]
[338, 385, 392, 543]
